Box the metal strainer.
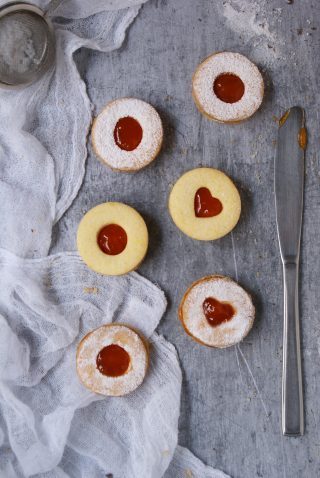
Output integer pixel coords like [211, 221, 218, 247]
[0, 2, 55, 88]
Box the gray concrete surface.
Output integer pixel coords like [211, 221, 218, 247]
[52, 1, 320, 476]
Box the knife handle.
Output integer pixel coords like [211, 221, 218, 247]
[282, 261, 304, 436]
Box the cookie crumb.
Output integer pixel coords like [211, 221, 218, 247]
[84, 287, 98, 294]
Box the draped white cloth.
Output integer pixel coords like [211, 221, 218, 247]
[0, 1, 229, 476]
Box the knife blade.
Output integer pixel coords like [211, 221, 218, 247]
[274, 106, 306, 436]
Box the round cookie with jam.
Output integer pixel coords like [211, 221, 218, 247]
[92, 98, 163, 172]
[168, 167, 241, 241]
[77, 202, 148, 276]
[192, 52, 264, 123]
[77, 324, 149, 396]
[179, 276, 255, 348]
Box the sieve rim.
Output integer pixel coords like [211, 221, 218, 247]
[0, 2, 55, 89]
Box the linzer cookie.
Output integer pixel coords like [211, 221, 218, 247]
[92, 98, 163, 171]
[192, 52, 264, 123]
[179, 276, 255, 348]
[77, 202, 148, 275]
[77, 324, 149, 396]
[168, 168, 241, 240]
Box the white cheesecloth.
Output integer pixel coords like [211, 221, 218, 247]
[0, 1, 230, 477]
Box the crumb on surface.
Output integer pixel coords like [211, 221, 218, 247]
[84, 287, 98, 294]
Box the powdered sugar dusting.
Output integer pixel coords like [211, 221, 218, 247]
[223, 0, 276, 43]
[193, 52, 264, 122]
[222, 0, 286, 66]
[92, 98, 163, 171]
[77, 324, 148, 396]
[181, 276, 255, 348]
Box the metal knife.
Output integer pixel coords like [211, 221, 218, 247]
[275, 106, 306, 436]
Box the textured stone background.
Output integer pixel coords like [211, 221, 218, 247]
[52, 1, 320, 477]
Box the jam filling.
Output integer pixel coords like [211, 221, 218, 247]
[194, 187, 223, 217]
[213, 73, 245, 104]
[203, 297, 235, 327]
[97, 224, 127, 255]
[96, 344, 130, 377]
[114, 116, 143, 151]
[298, 127, 307, 150]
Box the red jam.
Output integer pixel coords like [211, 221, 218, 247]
[194, 187, 223, 217]
[97, 224, 127, 255]
[114, 116, 143, 151]
[203, 297, 235, 327]
[213, 73, 245, 104]
[96, 344, 130, 377]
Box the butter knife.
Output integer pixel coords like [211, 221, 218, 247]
[274, 106, 306, 436]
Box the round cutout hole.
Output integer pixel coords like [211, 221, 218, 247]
[96, 344, 130, 377]
[113, 116, 143, 151]
[97, 224, 127, 256]
[213, 73, 245, 104]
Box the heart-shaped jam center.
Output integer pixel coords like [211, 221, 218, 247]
[203, 297, 235, 327]
[194, 187, 223, 217]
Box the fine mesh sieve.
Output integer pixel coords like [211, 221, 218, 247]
[0, 3, 55, 88]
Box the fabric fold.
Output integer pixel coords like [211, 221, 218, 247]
[0, 1, 230, 476]
[0, 249, 181, 477]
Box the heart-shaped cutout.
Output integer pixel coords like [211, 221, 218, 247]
[203, 297, 235, 327]
[194, 187, 223, 217]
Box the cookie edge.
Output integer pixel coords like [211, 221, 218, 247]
[179, 275, 255, 348]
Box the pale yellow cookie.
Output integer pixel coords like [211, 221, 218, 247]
[179, 275, 255, 348]
[192, 52, 264, 123]
[77, 324, 149, 396]
[92, 98, 163, 172]
[77, 202, 148, 276]
[168, 168, 241, 240]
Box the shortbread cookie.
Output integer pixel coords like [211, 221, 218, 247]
[168, 168, 241, 240]
[192, 52, 264, 123]
[77, 202, 148, 275]
[92, 98, 163, 171]
[179, 276, 255, 348]
[77, 324, 149, 396]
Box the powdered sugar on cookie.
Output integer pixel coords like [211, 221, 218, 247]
[77, 324, 148, 396]
[92, 98, 163, 171]
[180, 276, 255, 348]
[192, 52, 264, 122]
